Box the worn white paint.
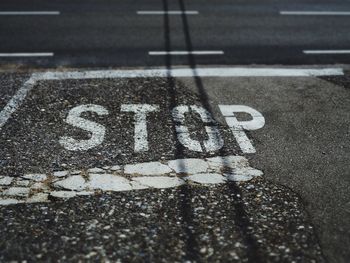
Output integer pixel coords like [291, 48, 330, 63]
[23, 173, 47, 181]
[132, 177, 185, 189]
[59, 104, 109, 151]
[53, 171, 68, 177]
[87, 174, 133, 191]
[280, 11, 350, 16]
[27, 193, 49, 203]
[0, 176, 13, 186]
[3, 187, 30, 197]
[219, 105, 265, 154]
[88, 167, 105, 173]
[54, 175, 86, 191]
[0, 11, 60, 15]
[224, 168, 263, 182]
[0, 199, 25, 205]
[50, 191, 77, 199]
[149, 51, 224, 56]
[172, 105, 224, 152]
[186, 173, 226, 184]
[121, 104, 159, 152]
[16, 180, 30, 186]
[137, 11, 198, 15]
[0, 155, 262, 205]
[168, 158, 208, 174]
[124, 161, 172, 175]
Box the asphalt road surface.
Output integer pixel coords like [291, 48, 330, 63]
[0, 0, 350, 67]
[0, 1, 349, 263]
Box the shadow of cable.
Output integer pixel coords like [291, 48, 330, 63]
[177, 0, 262, 261]
[161, 0, 261, 261]
[161, 0, 199, 261]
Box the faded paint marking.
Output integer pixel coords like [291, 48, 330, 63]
[0, 155, 262, 206]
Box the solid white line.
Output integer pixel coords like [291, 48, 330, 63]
[137, 11, 198, 15]
[280, 11, 350, 16]
[38, 68, 344, 80]
[304, 50, 350, 54]
[149, 51, 224, 55]
[0, 11, 60, 15]
[0, 67, 344, 129]
[0, 53, 54, 57]
[0, 76, 37, 128]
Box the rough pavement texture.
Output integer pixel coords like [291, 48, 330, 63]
[1, 72, 349, 262]
[0, 179, 323, 262]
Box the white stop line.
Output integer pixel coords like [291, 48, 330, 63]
[0, 155, 263, 206]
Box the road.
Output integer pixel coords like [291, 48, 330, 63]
[0, 0, 350, 67]
[0, 1, 349, 263]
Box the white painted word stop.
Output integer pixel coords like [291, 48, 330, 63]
[59, 104, 265, 154]
[219, 105, 265, 153]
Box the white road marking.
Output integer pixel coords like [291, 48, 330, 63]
[0, 176, 13, 185]
[0, 53, 53, 57]
[0, 75, 37, 129]
[121, 104, 159, 152]
[303, 50, 350, 54]
[219, 105, 265, 154]
[168, 159, 208, 174]
[37, 68, 344, 80]
[0, 11, 60, 15]
[172, 105, 224, 152]
[0, 67, 344, 129]
[137, 11, 198, 15]
[59, 104, 109, 151]
[280, 11, 350, 16]
[149, 51, 224, 55]
[0, 155, 263, 206]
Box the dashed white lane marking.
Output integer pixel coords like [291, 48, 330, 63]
[137, 11, 198, 15]
[149, 51, 224, 56]
[0, 53, 54, 57]
[0, 155, 263, 206]
[0, 67, 344, 129]
[280, 11, 350, 16]
[303, 50, 350, 54]
[0, 11, 60, 15]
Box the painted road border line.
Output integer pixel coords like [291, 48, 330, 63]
[280, 11, 350, 16]
[0, 11, 60, 15]
[0, 53, 54, 57]
[149, 51, 224, 56]
[137, 11, 198, 15]
[303, 50, 350, 55]
[0, 67, 344, 129]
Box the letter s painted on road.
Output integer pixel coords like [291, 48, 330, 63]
[59, 104, 109, 151]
